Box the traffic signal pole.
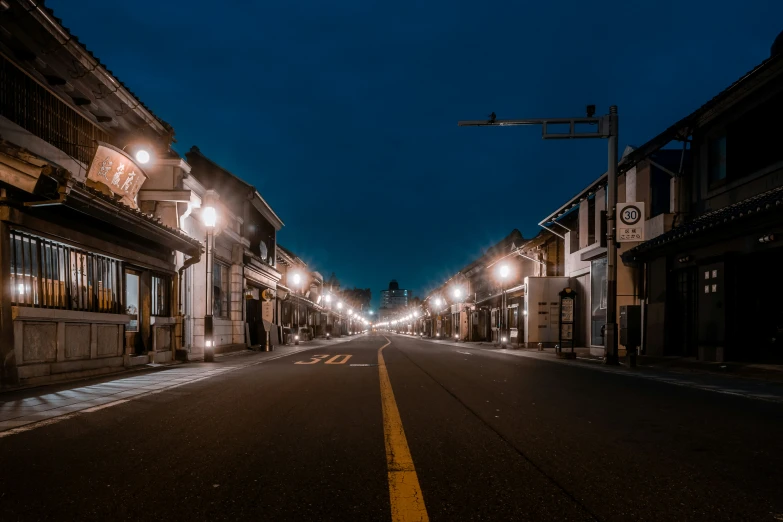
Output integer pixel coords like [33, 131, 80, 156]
[458, 105, 620, 364]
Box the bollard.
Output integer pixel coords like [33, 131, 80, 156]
[627, 345, 637, 368]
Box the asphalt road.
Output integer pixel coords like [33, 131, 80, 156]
[2, 333, 783, 521]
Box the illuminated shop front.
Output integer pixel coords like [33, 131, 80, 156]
[0, 143, 200, 387]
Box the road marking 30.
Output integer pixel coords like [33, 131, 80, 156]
[294, 354, 352, 365]
[378, 337, 429, 522]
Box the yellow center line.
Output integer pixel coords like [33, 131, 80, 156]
[378, 336, 430, 522]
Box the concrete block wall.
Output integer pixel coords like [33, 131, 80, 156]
[11, 308, 127, 384]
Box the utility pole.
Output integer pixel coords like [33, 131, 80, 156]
[458, 106, 620, 364]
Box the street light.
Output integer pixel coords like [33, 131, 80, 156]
[203, 205, 216, 362]
[497, 263, 510, 348]
[290, 272, 303, 343]
[135, 149, 151, 164]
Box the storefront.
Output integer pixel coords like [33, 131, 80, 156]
[0, 144, 201, 387]
[243, 250, 280, 348]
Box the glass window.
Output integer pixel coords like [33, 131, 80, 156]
[588, 196, 596, 245]
[708, 134, 727, 185]
[10, 230, 121, 313]
[591, 257, 607, 346]
[152, 274, 170, 317]
[213, 262, 230, 318]
[125, 271, 140, 332]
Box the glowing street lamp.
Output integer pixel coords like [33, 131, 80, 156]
[497, 263, 511, 347]
[203, 206, 217, 228]
[135, 148, 151, 164]
[203, 205, 217, 361]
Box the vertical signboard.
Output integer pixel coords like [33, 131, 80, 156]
[558, 287, 577, 355]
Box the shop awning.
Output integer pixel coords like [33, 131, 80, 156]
[623, 184, 783, 262]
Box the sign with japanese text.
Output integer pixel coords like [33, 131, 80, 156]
[617, 202, 645, 242]
[86, 142, 147, 209]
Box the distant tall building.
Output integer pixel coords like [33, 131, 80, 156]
[380, 280, 409, 310]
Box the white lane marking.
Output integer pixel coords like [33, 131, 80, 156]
[456, 351, 472, 355]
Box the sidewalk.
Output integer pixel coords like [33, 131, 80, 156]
[411, 335, 783, 403]
[416, 336, 783, 382]
[0, 335, 356, 435]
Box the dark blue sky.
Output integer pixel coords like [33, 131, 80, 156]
[50, 0, 782, 308]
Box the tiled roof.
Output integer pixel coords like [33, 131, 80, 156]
[618, 52, 783, 175]
[36, 1, 172, 132]
[627, 185, 783, 256]
[75, 182, 201, 248]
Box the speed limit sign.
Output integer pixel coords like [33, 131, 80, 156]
[617, 202, 645, 242]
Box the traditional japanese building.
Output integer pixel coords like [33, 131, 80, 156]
[622, 34, 783, 363]
[0, 2, 201, 386]
[184, 146, 284, 355]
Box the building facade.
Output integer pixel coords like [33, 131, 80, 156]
[0, 4, 201, 386]
[623, 38, 783, 363]
[537, 146, 687, 356]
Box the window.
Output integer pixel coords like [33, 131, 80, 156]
[125, 270, 140, 332]
[590, 257, 607, 346]
[213, 262, 230, 318]
[0, 54, 111, 165]
[708, 134, 727, 185]
[152, 274, 170, 317]
[588, 196, 596, 245]
[650, 164, 671, 217]
[10, 231, 121, 313]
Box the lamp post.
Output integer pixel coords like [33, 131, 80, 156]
[434, 297, 443, 337]
[203, 205, 217, 362]
[324, 294, 332, 339]
[337, 301, 343, 335]
[459, 106, 619, 364]
[498, 263, 510, 348]
[291, 273, 302, 345]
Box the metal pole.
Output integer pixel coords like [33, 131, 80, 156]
[605, 106, 620, 365]
[204, 227, 214, 362]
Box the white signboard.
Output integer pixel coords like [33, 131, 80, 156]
[561, 299, 574, 322]
[617, 202, 645, 242]
[561, 323, 573, 341]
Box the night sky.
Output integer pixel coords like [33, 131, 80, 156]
[49, 0, 782, 308]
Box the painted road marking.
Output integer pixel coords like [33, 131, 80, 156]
[294, 354, 330, 364]
[378, 336, 429, 522]
[349, 364, 378, 367]
[294, 354, 353, 365]
[456, 351, 472, 355]
[325, 354, 352, 364]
